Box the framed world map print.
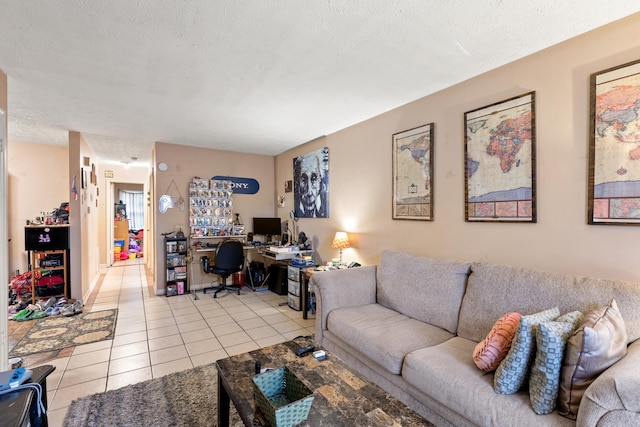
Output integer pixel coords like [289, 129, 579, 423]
[392, 123, 434, 220]
[464, 92, 536, 222]
[588, 59, 640, 225]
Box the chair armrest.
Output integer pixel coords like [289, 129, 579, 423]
[312, 265, 377, 345]
[577, 339, 640, 426]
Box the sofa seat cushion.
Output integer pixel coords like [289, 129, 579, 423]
[326, 303, 453, 375]
[402, 337, 574, 427]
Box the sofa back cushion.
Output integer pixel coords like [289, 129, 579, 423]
[376, 250, 471, 334]
[458, 262, 640, 344]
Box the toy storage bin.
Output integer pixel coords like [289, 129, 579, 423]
[252, 366, 314, 427]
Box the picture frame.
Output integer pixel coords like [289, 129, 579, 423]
[392, 123, 434, 220]
[588, 59, 640, 225]
[81, 168, 86, 189]
[464, 92, 536, 222]
[293, 147, 329, 218]
[166, 283, 178, 297]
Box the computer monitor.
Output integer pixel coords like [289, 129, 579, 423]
[252, 217, 282, 241]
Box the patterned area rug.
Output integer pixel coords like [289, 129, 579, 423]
[9, 309, 118, 357]
[64, 363, 243, 427]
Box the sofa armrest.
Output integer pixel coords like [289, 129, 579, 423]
[577, 339, 640, 426]
[312, 265, 377, 345]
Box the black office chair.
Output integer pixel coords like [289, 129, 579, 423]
[201, 239, 245, 298]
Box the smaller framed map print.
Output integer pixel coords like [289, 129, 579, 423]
[464, 92, 536, 222]
[588, 59, 640, 225]
[392, 123, 434, 220]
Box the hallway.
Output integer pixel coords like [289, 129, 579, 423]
[38, 258, 312, 425]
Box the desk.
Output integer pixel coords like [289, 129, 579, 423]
[189, 234, 252, 299]
[257, 247, 312, 261]
[0, 365, 55, 427]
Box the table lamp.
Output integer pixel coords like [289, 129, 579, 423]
[331, 232, 351, 265]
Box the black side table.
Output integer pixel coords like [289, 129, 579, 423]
[0, 365, 55, 427]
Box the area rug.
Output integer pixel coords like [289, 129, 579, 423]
[64, 363, 243, 427]
[9, 309, 118, 357]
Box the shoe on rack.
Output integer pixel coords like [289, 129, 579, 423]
[61, 304, 75, 317]
[13, 309, 33, 321]
[42, 297, 57, 309]
[45, 306, 60, 316]
[55, 298, 68, 308]
[72, 300, 83, 315]
[30, 310, 48, 320]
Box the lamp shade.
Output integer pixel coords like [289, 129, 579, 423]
[331, 232, 351, 249]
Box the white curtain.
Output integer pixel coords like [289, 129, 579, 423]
[118, 190, 144, 230]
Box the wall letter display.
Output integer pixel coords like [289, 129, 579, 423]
[588, 59, 640, 225]
[392, 123, 434, 220]
[464, 92, 537, 222]
[293, 147, 329, 218]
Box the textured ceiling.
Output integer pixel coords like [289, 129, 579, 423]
[1, 1, 639, 166]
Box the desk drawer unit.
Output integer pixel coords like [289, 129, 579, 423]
[287, 265, 300, 281]
[288, 293, 302, 311]
[288, 279, 301, 296]
[288, 264, 302, 311]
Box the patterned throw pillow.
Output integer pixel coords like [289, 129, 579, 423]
[529, 311, 583, 414]
[494, 307, 560, 394]
[557, 299, 628, 420]
[473, 312, 522, 372]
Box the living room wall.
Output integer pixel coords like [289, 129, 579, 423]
[7, 141, 69, 274]
[275, 13, 640, 282]
[69, 131, 100, 300]
[152, 142, 275, 294]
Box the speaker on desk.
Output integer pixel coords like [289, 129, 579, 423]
[268, 264, 288, 295]
[247, 232, 253, 242]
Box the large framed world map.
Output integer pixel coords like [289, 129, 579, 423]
[392, 123, 434, 220]
[464, 92, 536, 222]
[588, 59, 640, 225]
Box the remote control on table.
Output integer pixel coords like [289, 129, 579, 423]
[296, 344, 315, 357]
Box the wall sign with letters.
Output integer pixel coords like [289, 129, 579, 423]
[212, 176, 260, 194]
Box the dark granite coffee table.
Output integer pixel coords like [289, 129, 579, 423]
[216, 337, 432, 427]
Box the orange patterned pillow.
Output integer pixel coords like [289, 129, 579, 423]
[473, 312, 522, 372]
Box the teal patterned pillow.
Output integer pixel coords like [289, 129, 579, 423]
[494, 307, 560, 394]
[529, 311, 583, 415]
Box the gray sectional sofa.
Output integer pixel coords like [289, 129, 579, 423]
[312, 250, 640, 427]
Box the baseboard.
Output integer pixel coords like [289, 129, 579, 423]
[83, 270, 101, 303]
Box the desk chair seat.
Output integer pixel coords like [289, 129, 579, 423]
[201, 239, 245, 298]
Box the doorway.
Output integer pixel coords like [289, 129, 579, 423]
[112, 183, 145, 263]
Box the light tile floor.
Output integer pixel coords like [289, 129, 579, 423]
[40, 259, 314, 426]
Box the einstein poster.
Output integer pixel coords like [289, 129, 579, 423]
[294, 147, 329, 218]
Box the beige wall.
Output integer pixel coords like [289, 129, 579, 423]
[276, 14, 640, 282]
[1, 67, 8, 369]
[7, 141, 69, 274]
[153, 142, 275, 293]
[68, 131, 100, 300]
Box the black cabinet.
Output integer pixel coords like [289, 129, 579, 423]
[25, 225, 70, 303]
[268, 264, 288, 295]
